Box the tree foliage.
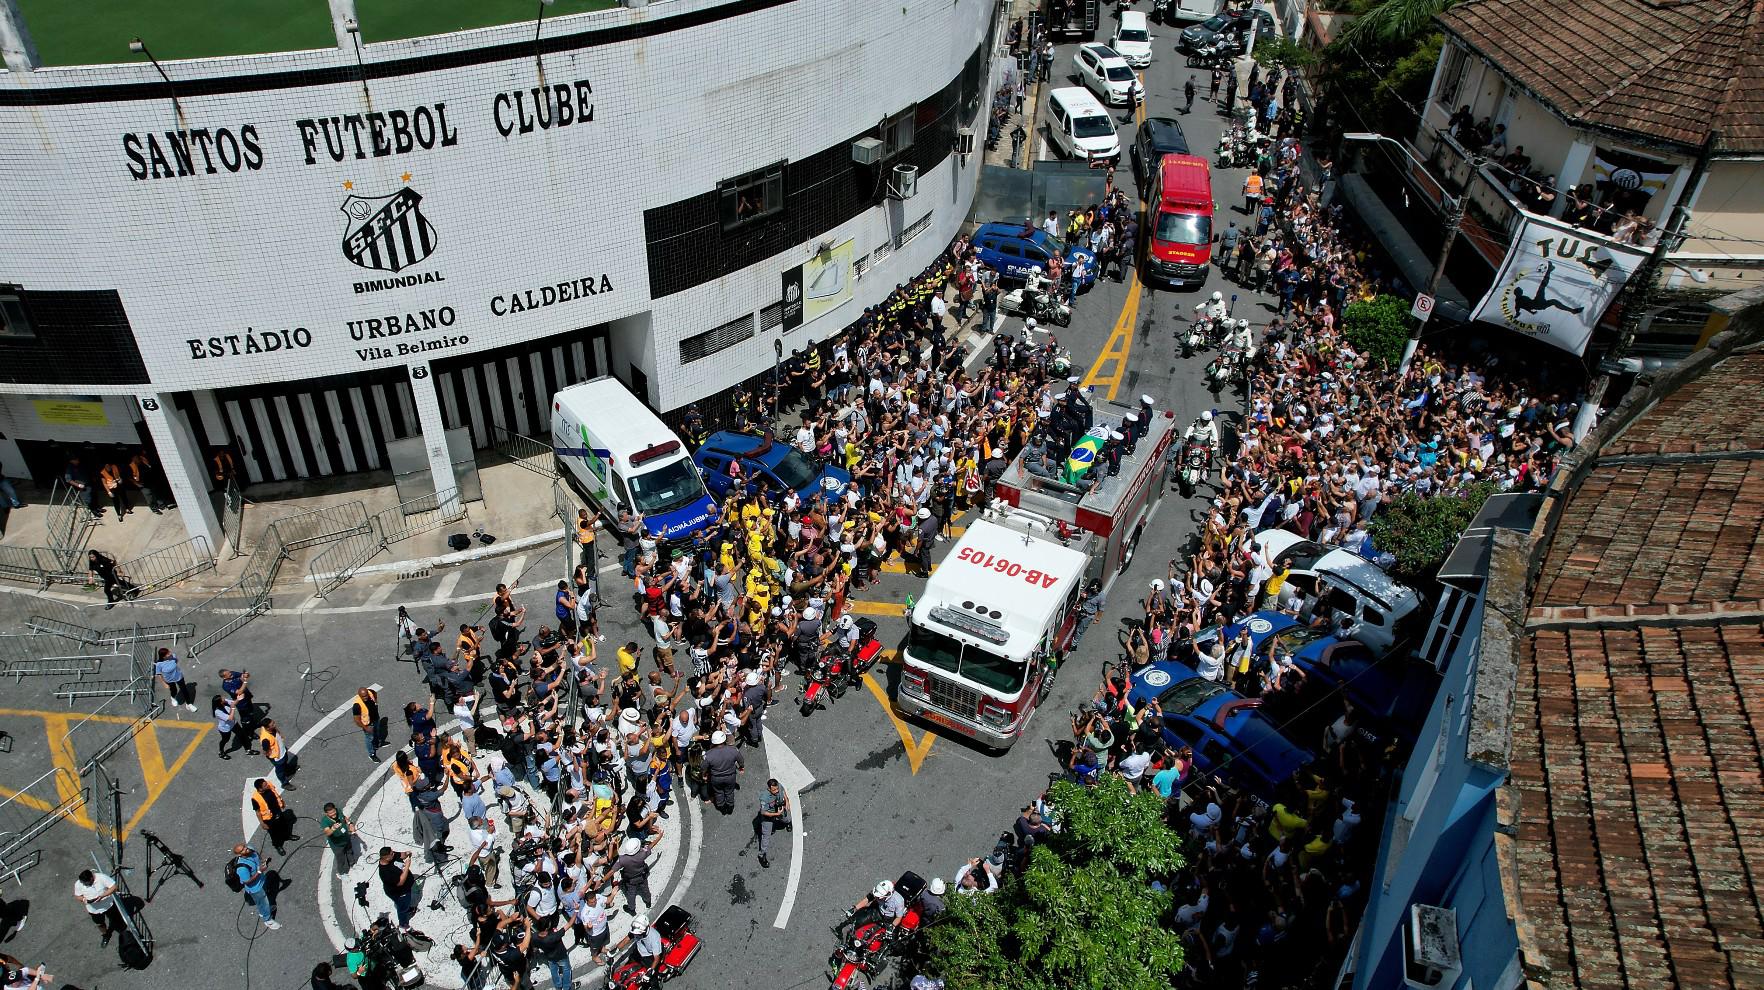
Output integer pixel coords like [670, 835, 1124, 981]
[1336, 0, 1461, 47]
[927, 847, 1185, 990]
[1316, 27, 1442, 138]
[1045, 777, 1185, 880]
[922, 778, 1189, 990]
[1368, 481, 1498, 584]
[1342, 294, 1413, 367]
[1252, 36, 1317, 72]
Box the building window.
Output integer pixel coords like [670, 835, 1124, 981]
[897, 212, 934, 249]
[882, 106, 916, 159]
[679, 314, 755, 363]
[718, 162, 786, 231]
[759, 300, 784, 333]
[852, 253, 870, 282]
[0, 287, 33, 340]
[1434, 43, 1469, 110]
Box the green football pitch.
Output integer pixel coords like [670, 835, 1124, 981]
[18, 0, 617, 67]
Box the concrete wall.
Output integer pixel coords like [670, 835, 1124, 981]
[0, 0, 994, 411]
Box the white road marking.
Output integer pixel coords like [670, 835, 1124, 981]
[362, 583, 397, 609]
[431, 571, 462, 604]
[764, 727, 816, 930]
[241, 683, 381, 841]
[295, 594, 322, 612]
[499, 556, 525, 588]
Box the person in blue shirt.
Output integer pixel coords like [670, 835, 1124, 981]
[230, 843, 280, 930]
[154, 648, 196, 712]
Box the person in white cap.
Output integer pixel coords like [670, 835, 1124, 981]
[737, 669, 769, 747]
[612, 833, 660, 916]
[701, 729, 744, 813]
[610, 910, 665, 973]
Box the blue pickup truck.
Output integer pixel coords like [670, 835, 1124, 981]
[1126, 659, 1315, 801]
[692, 431, 850, 505]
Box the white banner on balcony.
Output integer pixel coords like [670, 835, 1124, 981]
[1469, 213, 1649, 355]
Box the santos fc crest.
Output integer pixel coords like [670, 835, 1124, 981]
[340, 187, 437, 273]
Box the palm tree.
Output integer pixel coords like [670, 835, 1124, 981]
[1335, 0, 1462, 46]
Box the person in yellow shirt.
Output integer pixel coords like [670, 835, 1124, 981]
[616, 641, 641, 677]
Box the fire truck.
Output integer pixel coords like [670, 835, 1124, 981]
[1041, 0, 1101, 40]
[896, 396, 1177, 750]
[897, 516, 1093, 749]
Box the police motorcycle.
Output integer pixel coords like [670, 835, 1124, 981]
[1179, 314, 1209, 358]
[1205, 347, 1246, 393]
[606, 907, 702, 990]
[999, 269, 1073, 327]
[799, 616, 884, 717]
[830, 874, 929, 990]
[1177, 412, 1218, 497]
[1020, 320, 1075, 378]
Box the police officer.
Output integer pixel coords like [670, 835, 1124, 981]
[701, 731, 744, 814]
[1023, 434, 1057, 480]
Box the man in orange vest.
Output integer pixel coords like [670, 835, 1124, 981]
[352, 687, 384, 763]
[576, 508, 598, 571]
[258, 718, 296, 789]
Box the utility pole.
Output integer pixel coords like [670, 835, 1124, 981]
[1403, 188, 1467, 374]
[1571, 131, 1718, 440]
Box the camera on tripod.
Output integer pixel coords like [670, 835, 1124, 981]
[342, 914, 424, 989]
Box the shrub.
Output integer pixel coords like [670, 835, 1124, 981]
[1342, 293, 1412, 367]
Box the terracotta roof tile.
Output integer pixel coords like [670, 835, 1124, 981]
[1439, 0, 1764, 153]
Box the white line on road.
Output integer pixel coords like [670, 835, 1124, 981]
[362, 583, 397, 609]
[499, 556, 525, 588]
[241, 682, 381, 841]
[295, 594, 322, 612]
[431, 571, 462, 604]
[764, 728, 816, 929]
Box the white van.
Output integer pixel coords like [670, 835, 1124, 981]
[1254, 530, 1425, 658]
[1045, 87, 1120, 163]
[1170, 0, 1220, 23]
[1111, 11, 1154, 67]
[550, 377, 717, 542]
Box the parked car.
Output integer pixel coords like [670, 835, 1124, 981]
[1126, 659, 1315, 801]
[1110, 11, 1154, 67]
[1254, 530, 1425, 658]
[1130, 116, 1191, 186]
[1071, 42, 1137, 105]
[1188, 611, 1439, 742]
[1178, 8, 1276, 56]
[693, 431, 850, 504]
[970, 221, 1099, 286]
[1045, 86, 1122, 163]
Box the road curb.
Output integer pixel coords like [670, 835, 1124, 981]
[350, 527, 562, 578]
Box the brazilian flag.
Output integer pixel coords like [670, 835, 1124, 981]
[1063, 431, 1106, 485]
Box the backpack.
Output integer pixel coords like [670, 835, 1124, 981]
[224, 857, 245, 892]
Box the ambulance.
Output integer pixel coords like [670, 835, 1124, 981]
[896, 516, 1093, 750]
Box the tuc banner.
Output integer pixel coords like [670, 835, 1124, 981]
[1469, 214, 1649, 356]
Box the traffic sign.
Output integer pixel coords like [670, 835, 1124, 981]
[1410, 293, 1435, 322]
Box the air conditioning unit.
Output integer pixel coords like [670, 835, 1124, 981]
[956, 126, 976, 157]
[851, 137, 884, 166]
[1404, 904, 1461, 989]
[890, 164, 919, 200]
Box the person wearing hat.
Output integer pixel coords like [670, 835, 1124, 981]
[755, 777, 792, 869]
[916, 877, 948, 921]
[612, 833, 662, 916]
[701, 729, 744, 814]
[737, 669, 769, 747]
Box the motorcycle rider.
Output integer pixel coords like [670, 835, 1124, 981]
[1199, 291, 1227, 322]
[850, 880, 909, 930]
[611, 912, 666, 974]
[1021, 268, 1049, 318]
[1190, 409, 1222, 450]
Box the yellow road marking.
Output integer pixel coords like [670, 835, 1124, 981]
[41, 712, 93, 828]
[1080, 276, 1143, 401]
[0, 709, 209, 833]
[848, 600, 907, 617]
[861, 671, 936, 774]
[124, 723, 207, 837]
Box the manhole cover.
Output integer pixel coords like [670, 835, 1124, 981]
[395, 568, 432, 581]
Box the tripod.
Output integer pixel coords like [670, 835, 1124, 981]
[138, 830, 202, 902]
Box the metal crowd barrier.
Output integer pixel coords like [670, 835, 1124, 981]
[376, 488, 467, 547]
[493, 424, 560, 479]
[116, 536, 215, 597]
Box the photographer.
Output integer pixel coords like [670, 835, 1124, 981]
[376, 847, 416, 933]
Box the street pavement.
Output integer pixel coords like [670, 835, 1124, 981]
[0, 17, 1282, 990]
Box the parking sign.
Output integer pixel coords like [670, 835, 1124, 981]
[1410, 293, 1435, 323]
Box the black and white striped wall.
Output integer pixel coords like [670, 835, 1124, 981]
[176, 326, 611, 485]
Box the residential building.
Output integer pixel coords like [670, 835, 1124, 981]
[1346, 285, 1764, 990]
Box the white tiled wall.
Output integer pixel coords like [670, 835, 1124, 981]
[0, 0, 994, 410]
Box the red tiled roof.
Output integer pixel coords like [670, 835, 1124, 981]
[1438, 0, 1764, 154]
[1517, 348, 1764, 988]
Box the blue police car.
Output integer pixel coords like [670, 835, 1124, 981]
[1190, 611, 1437, 743]
[693, 431, 850, 504]
[1125, 659, 1314, 801]
[971, 221, 1099, 287]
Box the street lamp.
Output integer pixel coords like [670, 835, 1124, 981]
[1342, 132, 1474, 375]
[127, 38, 184, 125]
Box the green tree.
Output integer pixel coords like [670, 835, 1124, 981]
[1368, 481, 1498, 584]
[922, 780, 1189, 990]
[1045, 777, 1185, 880]
[1342, 294, 1413, 366]
[925, 847, 1185, 990]
[1252, 36, 1317, 72]
[1336, 0, 1460, 46]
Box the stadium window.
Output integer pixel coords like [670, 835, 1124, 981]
[882, 106, 916, 159]
[0, 287, 32, 340]
[719, 162, 787, 231]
